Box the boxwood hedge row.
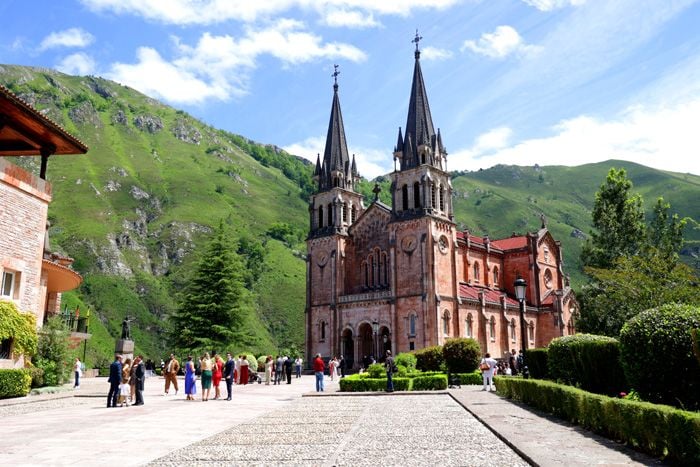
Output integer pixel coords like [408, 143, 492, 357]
[0, 369, 32, 399]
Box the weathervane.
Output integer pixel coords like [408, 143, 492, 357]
[332, 64, 340, 88]
[412, 29, 423, 53]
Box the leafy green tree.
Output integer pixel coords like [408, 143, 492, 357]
[35, 316, 71, 386]
[578, 251, 700, 336]
[647, 197, 687, 263]
[581, 168, 646, 269]
[169, 223, 248, 353]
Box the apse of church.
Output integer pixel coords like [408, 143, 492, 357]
[306, 36, 577, 368]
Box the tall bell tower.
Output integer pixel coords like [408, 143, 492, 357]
[306, 66, 364, 360]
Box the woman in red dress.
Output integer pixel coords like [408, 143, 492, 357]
[212, 354, 224, 399]
[240, 356, 249, 385]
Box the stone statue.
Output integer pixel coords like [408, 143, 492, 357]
[121, 316, 134, 340]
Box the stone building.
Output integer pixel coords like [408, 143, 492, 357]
[0, 84, 88, 368]
[305, 41, 577, 368]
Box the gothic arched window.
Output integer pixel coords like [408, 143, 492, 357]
[473, 262, 480, 283]
[320, 320, 326, 342]
[528, 321, 535, 344]
[510, 319, 517, 343]
[431, 184, 437, 208]
[363, 261, 369, 288]
[351, 205, 357, 223]
[402, 184, 409, 211]
[409, 313, 416, 337]
[342, 203, 348, 224]
[439, 187, 445, 211]
[466, 313, 473, 338]
[544, 269, 553, 289]
[318, 206, 324, 228]
[493, 266, 499, 285]
[327, 203, 333, 226]
[442, 310, 451, 336]
[413, 182, 421, 209]
[489, 316, 496, 341]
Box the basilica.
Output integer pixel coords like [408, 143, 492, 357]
[305, 40, 577, 368]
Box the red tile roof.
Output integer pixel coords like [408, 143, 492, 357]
[459, 283, 519, 306]
[490, 236, 528, 250]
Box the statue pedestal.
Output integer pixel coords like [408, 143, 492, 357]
[116, 339, 134, 362]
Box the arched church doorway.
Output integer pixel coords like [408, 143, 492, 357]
[380, 326, 391, 361]
[358, 322, 373, 366]
[341, 328, 354, 369]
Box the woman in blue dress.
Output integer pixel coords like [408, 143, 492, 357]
[184, 355, 197, 400]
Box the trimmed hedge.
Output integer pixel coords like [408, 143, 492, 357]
[0, 369, 32, 399]
[620, 304, 700, 411]
[524, 348, 549, 379]
[548, 334, 627, 396]
[495, 377, 700, 465]
[394, 352, 417, 371]
[24, 367, 45, 388]
[453, 371, 483, 385]
[412, 374, 447, 391]
[414, 345, 444, 372]
[443, 338, 481, 373]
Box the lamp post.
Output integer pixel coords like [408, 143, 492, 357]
[514, 277, 528, 378]
[372, 320, 379, 362]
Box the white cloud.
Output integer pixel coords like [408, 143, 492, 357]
[461, 25, 541, 59]
[322, 9, 380, 28]
[39, 28, 94, 50]
[56, 52, 96, 76]
[81, 0, 463, 26]
[106, 21, 366, 105]
[421, 46, 454, 61]
[283, 136, 389, 179]
[449, 98, 700, 176]
[522, 0, 586, 11]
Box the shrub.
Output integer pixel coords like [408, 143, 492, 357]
[496, 377, 700, 465]
[0, 301, 38, 357]
[411, 374, 448, 391]
[453, 371, 483, 385]
[24, 366, 45, 388]
[36, 316, 70, 386]
[367, 363, 385, 379]
[339, 375, 410, 392]
[548, 334, 627, 395]
[0, 369, 32, 398]
[524, 348, 549, 379]
[619, 303, 700, 411]
[414, 345, 444, 372]
[394, 352, 417, 371]
[442, 338, 481, 373]
[257, 355, 267, 372]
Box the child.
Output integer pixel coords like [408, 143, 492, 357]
[118, 381, 130, 407]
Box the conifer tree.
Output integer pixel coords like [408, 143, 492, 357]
[169, 222, 247, 352]
[581, 168, 646, 269]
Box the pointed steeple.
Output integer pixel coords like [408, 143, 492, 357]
[400, 31, 442, 171]
[395, 127, 404, 152]
[318, 64, 351, 191]
[314, 154, 322, 180]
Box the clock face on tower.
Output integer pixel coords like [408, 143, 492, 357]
[401, 235, 417, 253]
[316, 252, 329, 266]
[438, 235, 449, 254]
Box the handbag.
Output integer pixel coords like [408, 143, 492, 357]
[479, 362, 490, 371]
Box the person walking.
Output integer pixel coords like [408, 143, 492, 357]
[107, 354, 122, 408]
[385, 350, 396, 393]
[284, 355, 293, 384]
[134, 355, 145, 405]
[479, 353, 498, 392]
[313, 353, 325, 392]
[224, 353, 234, 400]
[163, 353, 180, 396]
[73, 357, 82, 389]
[294, 356, 303, 378]
[328, 357, 337, 382]
[184, 355, 197, 401]
[339, 355, 346, 378]
[212, 354, 223, 399]
[265, 356, 273, 385]
[509, 349, 518, 376]
[274, 355, 283, 385]
[200, 353, 213, 401]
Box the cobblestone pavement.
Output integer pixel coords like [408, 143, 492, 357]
[150, 394, 528, 467]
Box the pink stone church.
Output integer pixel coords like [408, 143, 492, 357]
[305, 40, 577, 368]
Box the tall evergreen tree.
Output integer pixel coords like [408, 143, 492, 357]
[169, 222, 247, 352]
[581, 168, 646, 269]
[647, 197, 687, 263]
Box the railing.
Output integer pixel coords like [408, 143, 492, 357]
[60, 312, 88, 333]
[338, 289, 393, 303]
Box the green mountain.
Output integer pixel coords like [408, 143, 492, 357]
[1, 64, 698, 366]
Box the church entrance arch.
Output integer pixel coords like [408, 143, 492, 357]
[341, 328, 354, 369]
[358, 322, 373, 366]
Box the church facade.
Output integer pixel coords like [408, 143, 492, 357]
[305, 43, 577, 368]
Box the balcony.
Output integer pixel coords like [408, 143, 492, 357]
[338, 289, 393, 304]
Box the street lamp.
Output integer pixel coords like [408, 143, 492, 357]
[372, 320, 379, 362]
[514, 277, 528, 378]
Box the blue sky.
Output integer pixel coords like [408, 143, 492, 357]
[2, 0, 700, 178]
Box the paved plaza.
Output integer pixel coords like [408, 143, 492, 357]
[0, 375, 660, 466]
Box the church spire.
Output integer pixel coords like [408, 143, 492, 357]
[400, 30, 444, 171]
[317, 64, 352, 192]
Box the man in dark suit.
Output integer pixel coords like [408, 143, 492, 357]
[284, 355, 293, 384]
[134, 355, 145, 405]
[107, 354, 122, 408]
[224, 352, 235, 401]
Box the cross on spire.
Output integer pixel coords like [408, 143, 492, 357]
[332, 64, 340, 89]
[412, 29, 423, 56]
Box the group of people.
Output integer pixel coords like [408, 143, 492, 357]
[264, 355, 299, 385]
[107, 354, 145, 407]
[479, 349, 525, 391]
[170, 353, 252, 402]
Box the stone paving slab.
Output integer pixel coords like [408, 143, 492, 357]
[449, 386, 665, 466]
